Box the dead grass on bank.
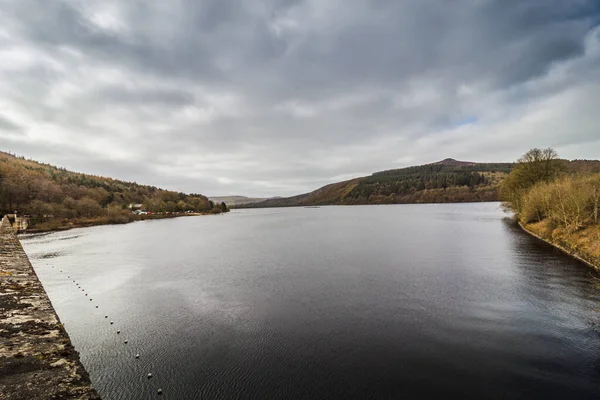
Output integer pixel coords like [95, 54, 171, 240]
[526, 220, 600, 269]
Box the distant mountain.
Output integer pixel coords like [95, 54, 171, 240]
[241, 158, 600, 209]
[241, 159, 514, 208]
[434, 158, 477, 167]
[209, 195, 270, 206]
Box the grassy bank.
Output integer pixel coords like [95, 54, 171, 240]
[501, 148, 600, 271]
[521, 220, 600, 271]
[516, 174, 600, 270]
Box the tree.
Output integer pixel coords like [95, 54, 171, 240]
[515, 148, 562, 187]
[26, 199, 52, 223]
[76, 197, 103, 218]
[501, 148, 562, 214]
[165, 201, 178, 213]
[177, 200, 187, 212]
[584, 175, 600, 225]
[220, 202, 228, 212]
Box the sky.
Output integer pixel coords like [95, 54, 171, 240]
[0, 0, 599, 197]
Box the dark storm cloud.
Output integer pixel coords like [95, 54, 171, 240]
[0, 0, 599, 196]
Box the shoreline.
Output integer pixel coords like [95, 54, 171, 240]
[518, 221, 599, 271]
[236, 198, 502, 209]
[19, 211, 226, 234]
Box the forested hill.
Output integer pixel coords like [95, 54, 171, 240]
[242, 159, 515, 208]
[0, 151, 225, 229]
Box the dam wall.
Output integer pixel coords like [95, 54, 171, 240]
[0, 216, 99, 399]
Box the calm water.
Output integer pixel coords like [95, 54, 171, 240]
[21, 203, 600, 399]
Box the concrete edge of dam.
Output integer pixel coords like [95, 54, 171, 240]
[0, 216, 99, 399]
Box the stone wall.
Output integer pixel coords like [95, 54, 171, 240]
[0, 216, 99, 399]
[4, 214, 29, 233]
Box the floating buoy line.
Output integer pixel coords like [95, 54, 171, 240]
[47, 263, 164, 396]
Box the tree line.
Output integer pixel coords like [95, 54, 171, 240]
[0, 152, 227, 228]
[345, 163, 512, 203]
[240, 161, 514, 208]
[501, 148, 600, 232]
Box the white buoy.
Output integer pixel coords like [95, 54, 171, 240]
[124, 340, 128, 344]
[157, 388, 163, 395]
[117, 330, 120, 334]
[110, 321, 114, 324]
[147, 373, 152, 378]
[105, 315, 108, 318]
[135, 354, 140, 359]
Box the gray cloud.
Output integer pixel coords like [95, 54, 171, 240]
[0, 0, 599, 197]
[0, 117, 21, 132]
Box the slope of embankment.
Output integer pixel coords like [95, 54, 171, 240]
[0, 216, 99, 399]
[521, 221, 600, 271]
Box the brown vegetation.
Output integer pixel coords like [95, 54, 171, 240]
[501, 148, 600, 269]
[0, 151, 227, 230]
[525, 220, 600, 270]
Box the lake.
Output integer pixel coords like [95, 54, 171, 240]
[21, 203, 600, 399]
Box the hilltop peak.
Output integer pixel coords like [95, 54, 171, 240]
[434, 158, 477, 167]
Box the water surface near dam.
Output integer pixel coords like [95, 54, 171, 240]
[22, 203, 600, 399]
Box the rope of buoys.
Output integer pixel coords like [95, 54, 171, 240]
[56, 263, 164, 397]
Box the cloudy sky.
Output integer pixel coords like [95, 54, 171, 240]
[1, 0, 599, 197]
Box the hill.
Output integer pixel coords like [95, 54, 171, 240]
[434, 158, 478, 167]
[0, 151, 226, 230]
[242, 158, 600, 209]
[242, 160, 514, 208]
[209, 195, 270, 206]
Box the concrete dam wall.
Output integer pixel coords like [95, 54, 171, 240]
[0, 216, 99, 399]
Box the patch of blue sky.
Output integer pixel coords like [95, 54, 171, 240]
[455, 116, 477, 127]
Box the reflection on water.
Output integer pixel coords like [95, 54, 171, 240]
[22, 203, 600, 399]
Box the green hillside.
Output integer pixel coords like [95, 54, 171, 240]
[243, 159, 515, 207]
[243, 158, 600, 209]
[209, 195, 270, 206]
